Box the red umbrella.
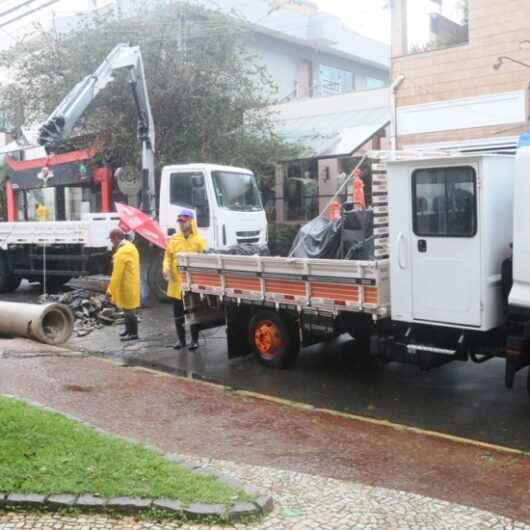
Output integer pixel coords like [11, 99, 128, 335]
[115, 202, 167, 249]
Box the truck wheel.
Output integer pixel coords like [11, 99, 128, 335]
[249, 310, 299, 369]
[0, 253, 21, 293]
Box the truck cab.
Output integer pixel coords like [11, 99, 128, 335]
[158, 163, 267, 249]
[387, 154, 514, 332]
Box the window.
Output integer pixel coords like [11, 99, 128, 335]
[412, 166, 476, 237]
[365, 77, 385, 89]
[405, 0, 469, 54]
[170, 172, 195, 207]
[211, 171, 263, 212]
[284, 161, 319, 222]
[356, 75, 385, 90]
[170, 172, 210, 227]
[319, 65, 353, 95]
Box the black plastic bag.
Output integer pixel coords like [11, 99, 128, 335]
[341, 207, 374, 260]
[288, 216, 343, 259]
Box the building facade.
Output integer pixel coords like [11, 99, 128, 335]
[115, 0, 390, 103]
[392, 0, 530, 152]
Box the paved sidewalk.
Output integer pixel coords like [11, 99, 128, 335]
[1, 454, 529, 529]
[1, 340, 530, 529]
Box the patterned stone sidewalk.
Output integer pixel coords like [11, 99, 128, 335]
[1, 453, 529, 530]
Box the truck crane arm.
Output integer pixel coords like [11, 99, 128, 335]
[35, 43, 156, 215]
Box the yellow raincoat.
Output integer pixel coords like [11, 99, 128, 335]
[36, 204, 49, 221]
[163, 219, 206, 299]
[107, 240, 141, 310]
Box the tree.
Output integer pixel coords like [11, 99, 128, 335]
[0, 0, 301, 180]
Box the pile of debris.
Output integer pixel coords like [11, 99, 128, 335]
[38, 289, 124, 337]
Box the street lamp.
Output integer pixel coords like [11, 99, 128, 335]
[493, 56, 530, 70]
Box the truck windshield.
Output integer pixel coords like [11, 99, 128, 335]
[212, 171, 263, 211]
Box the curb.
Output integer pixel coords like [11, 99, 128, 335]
[0, 395, 273, 522]
[0, 491, 271, 521]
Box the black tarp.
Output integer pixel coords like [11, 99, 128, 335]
[288, 206, 375, 260]
[288, 216, 343, 259]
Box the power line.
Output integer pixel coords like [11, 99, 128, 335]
[0, 0, 60, 30]
[0, 0, 41, 20]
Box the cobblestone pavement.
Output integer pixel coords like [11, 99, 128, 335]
[2, 340, 530, 529]
[1, 454, 530, 530]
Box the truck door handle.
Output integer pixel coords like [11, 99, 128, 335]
[397, 233, 407, 270]
[418, 239, 427, 253]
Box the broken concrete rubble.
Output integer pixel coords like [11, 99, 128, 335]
[39, 289, 124, 337]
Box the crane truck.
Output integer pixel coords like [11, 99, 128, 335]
[0, 44, 267, 298]
[178, 144, 530, 397]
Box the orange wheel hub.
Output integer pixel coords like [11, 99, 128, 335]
[254, 320, 282, 359]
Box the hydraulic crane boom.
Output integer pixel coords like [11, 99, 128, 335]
[34, 43, 156, 216]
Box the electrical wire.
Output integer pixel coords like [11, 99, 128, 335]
[0, 0, 41, 20]
[0, 0, 60, 30]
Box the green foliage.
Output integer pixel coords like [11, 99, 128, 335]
[268, 223, 301, 256]
[0, 396, 248, 504]
[0, 0, 301, 177]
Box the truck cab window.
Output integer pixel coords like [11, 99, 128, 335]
[170, 172, 210, 228]
[413, 166, 476, 237]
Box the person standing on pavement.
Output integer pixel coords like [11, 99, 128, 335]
[163, 208, 206, 351]
[107, 228, 141, 342]
[35, 203, 49, 221]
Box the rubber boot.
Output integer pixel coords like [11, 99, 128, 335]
[121, 314, 139, 341]
[174, 323, 186, 350]
[188, 326, 199, 351]
[119, 318, 131, 339]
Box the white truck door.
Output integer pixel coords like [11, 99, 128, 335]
[410, 165, 481, 327]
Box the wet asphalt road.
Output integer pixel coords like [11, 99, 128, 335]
[3, 282, 530, 451]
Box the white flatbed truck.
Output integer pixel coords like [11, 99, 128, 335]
[179, 148, 530, 396]
[0, 44, 266, 295]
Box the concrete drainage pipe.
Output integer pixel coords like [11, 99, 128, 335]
[0, 301, 74, 345]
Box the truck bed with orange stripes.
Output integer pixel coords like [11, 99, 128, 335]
[179, 253, 390, 319]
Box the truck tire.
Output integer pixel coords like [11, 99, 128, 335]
[0, 252, 21, 293]
[249, 310, 300, 369]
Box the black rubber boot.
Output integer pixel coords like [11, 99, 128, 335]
[119, 318, 132, 339]
[188, 326, 199, 351]
[121, 314, 139, 341]
[174, 324, 186, 350]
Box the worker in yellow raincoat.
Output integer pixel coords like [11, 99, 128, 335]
[163, 208, 206, 350]
[36, 203, 49, 221]
[107, 228, 141, 341]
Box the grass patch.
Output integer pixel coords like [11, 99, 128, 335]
[0, 396, 248, 505]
